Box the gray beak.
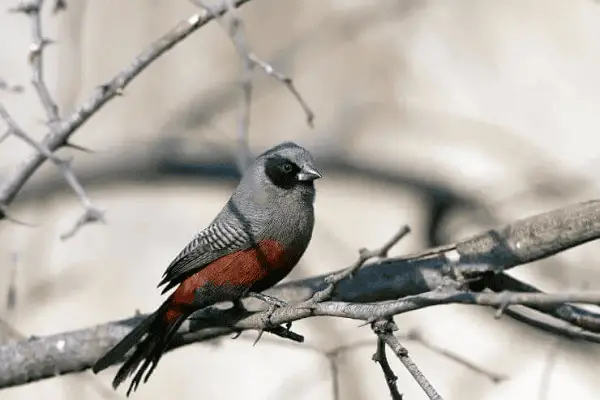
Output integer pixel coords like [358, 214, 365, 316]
[297, 164, 322, 181]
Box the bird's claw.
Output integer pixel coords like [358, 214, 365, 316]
[242, 292, 292, 346]
[247, 292, 288, 308]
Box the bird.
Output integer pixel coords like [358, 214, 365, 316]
[92, 141, 322, 396]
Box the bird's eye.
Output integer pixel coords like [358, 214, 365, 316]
[282, 163, 293, 173]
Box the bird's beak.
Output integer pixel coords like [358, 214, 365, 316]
[297, 164, 322, 181]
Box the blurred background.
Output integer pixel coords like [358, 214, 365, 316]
[1, 0, 600, 399]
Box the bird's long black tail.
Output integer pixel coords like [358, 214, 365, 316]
[92, 300, 188, 396]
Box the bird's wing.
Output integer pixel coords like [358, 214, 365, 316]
[157, 219, 252, 293]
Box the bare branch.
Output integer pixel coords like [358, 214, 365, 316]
[502, 307, 600, 344]
[4, 287, 600, 388]
[311, 225, 411, 302]
[0, 101, 104, 237]
[372, 323, 403, 400]
[487, 273, 600, 333]
[193, 0, 254, 171]
[191, 0, 314, 171]
[246, 52, 315, 127]
[0, 308, 121, 398]
[406, 329, 507, 383]
[0, 0, 254, 224]
[374, 320, 442, 400]
[2, 200, 600, 387]
[22, 0, 61, 126]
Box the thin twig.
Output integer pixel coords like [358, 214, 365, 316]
[503, 307, 600, 344]
[190, 0, 315, 162]
[487, 273, 600, 333]
[310, 225, 411, 302]
[374, 320, 443, 400]
[6, 0, 104, 238]
[406, 329, 507, 383]
[192, 0, 254, 171]
[372, 328, 403, 400]
[224, 0, 253, 172]
[0, 0, 255, 227]
[22, 0, 61, 127]
[0, 102, 104, 238]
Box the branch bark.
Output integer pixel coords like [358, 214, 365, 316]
[377, 321, 443, 400]
[1, 200, 600, 388]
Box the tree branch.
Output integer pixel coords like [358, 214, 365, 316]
[0, 0, 254, 224]
[2, 200, 600, 388]
[486, 273, 600, 333]
[24, 0, 61, 126]
[0, 101, 104, 238]
[375, 320, 443, 400]
[311, 225, 411, 303]
[372, 321, 403, 400]
[192, 0, 314, 172]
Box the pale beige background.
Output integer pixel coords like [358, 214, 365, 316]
[1, 1, 600, 399]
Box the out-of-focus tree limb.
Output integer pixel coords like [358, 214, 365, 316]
[0, 0, 254, 228]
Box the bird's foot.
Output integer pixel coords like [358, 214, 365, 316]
[246, 292, 288, 308]
[245, 292, 291, 346]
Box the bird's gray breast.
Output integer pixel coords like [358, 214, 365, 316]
[228, 180, 316, 250]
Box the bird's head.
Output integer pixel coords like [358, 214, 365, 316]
[248, 141, 322, 203]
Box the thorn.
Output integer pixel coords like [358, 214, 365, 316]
[98, 83, 125, 97]
[253, 330, 265, 346]
[27, 39, 54, 63]
[0, 205, 35, 226]
[63, 141, 95, 153]
[494, 292, 510, 319]
[358, 319, 373, 328]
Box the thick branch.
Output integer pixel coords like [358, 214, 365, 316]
[2, 200, 600, 387]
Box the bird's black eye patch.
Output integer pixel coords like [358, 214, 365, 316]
[264, 157, 301, 189]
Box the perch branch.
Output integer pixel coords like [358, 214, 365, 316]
[2, 200, 600, 387]
[310, 225, 411, 303]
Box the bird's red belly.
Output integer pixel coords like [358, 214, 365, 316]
[170, 239, 298, 309]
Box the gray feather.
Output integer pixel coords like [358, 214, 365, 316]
[158, 141, 318, 293]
